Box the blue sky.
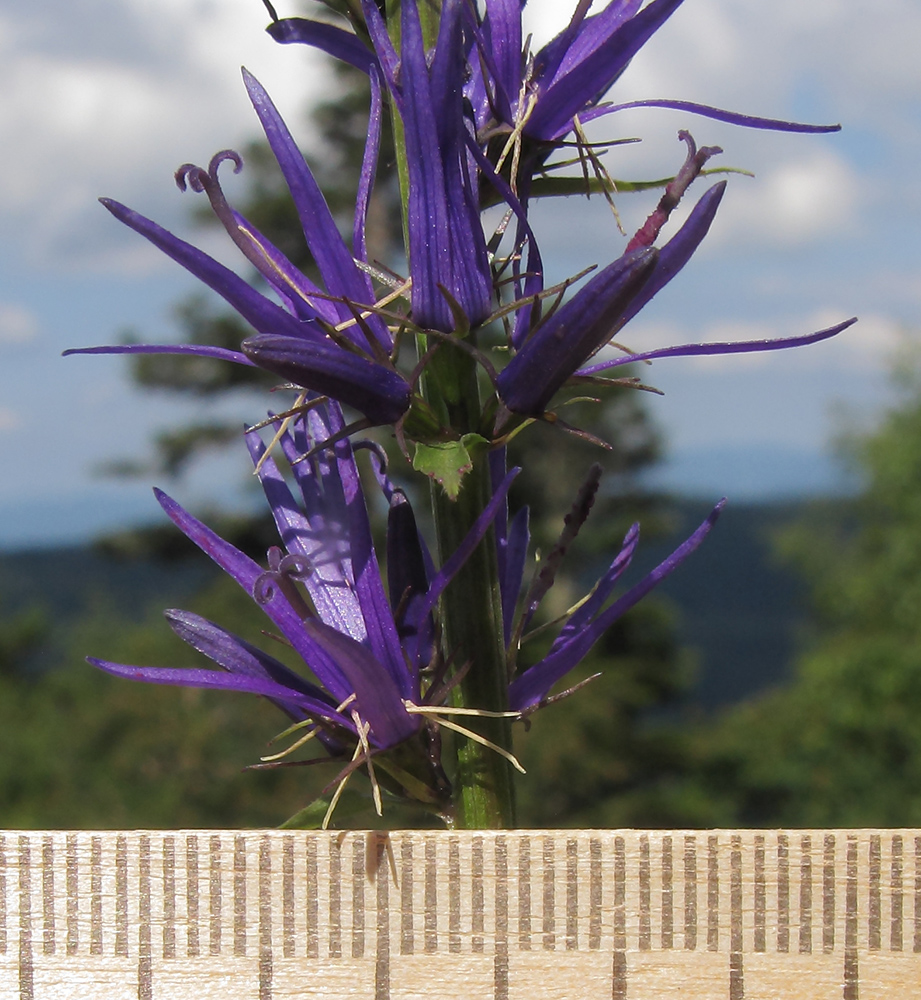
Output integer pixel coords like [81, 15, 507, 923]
[0, 0, 918, 548]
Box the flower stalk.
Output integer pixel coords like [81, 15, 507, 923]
[426, 346, 516, 829]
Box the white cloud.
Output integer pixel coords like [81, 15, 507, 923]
[0, 0, 329, 270]
[0, 304, 39, 343]
[0, 406, 20, 432]
[714, 150, 860, 246]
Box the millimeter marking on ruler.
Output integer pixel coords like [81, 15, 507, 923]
[0, 830, 919, 999]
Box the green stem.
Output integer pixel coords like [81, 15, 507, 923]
[427, 346, 516, 829]
[385, 1, 514, 828]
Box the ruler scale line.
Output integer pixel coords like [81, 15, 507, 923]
[684, 835, 697, 951]
[90, 835, 102, 956]
[163, 835, 176, 961]
[799, 834, 812, 955]
[639, 834, 651, 951]
[40, 838, 52, 958]
[844, 834, 858, 1000]
[18, 836, 32, 1000]
[706, 835, 718, 953]
[661, 835, 674, 951]
[729, 836, 743, 1000]
[0, 834, 7, 958]
[541, 836, 554, 952]
[494, 835, 508, 1000]
[352, 836, 365, 960]
[138, 834, 152, 1000]
[208, 834, 222, 958]
[823, 833, 835, 955]
[186, 834, 200, 958]
[891, 833, 904, 952]
[116, 834, 128, 958]
[753, 834, 765, 954]
[777, 833, 790, 954]
[869, 833, 881, 952]
[423, 836, 437, 955]
[374, 836, 390, 1000]
[259, 834, 273, 1000]
[588, 837, 602, 951]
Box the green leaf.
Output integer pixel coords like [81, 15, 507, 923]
[412, 434, 489, 500]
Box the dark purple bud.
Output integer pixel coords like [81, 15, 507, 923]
[241, 334, 412, 426]
[497, 246, 659, 416]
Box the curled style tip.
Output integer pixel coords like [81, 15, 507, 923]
[175, 150, 243, 193]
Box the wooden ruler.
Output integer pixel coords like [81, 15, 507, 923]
[2, 829, 919, 999]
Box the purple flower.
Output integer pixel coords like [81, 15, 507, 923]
[496, 133, 857, 419]
[87, 401, 518, 807]
[268, 2, 840, 165]
[466, 0, 842, 147]
[488, 451, 725, 711]
[65, 71, 412, 427]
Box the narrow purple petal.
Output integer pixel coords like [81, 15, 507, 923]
[244, 430, 367, 643]
[550, 0, 643, 80]
[63, 343, 254, 366]
[154, 488, 355, 704]
[502, 505, 530, 646]
[482, 0, 523, 115]
[240, 334, 411, 425]
[327, 406, 414, 699]
[166, 609, 326, 699]
[88, 657, 345, 722]
[398, 0, 492, 331]
[464, 133, 545, 348]
[353, 67, 383, 263]
[508, 500, 725, 711]
[577, 317, 858, 376]
[602, 99, 841, 133]
[532, 0, 594, 87]
[229, 209, 339, 324]
[548, 522, 640, 653]
[164, 609, 340, 723]
[267, 18, 379, 75]
[358, 0, 400, 93]
[497, 247, 658, 415]
[529, 0, 686, 140]
[242, 69, 392, 350]
[100, 198, 323, 342]
[414, 467, 520, 632]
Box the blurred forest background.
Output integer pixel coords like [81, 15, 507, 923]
[2, 53, 920, 830]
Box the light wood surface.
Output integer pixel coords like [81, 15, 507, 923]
[1, 829, 918, 998]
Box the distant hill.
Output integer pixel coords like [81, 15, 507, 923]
[648, 500, 813, 709]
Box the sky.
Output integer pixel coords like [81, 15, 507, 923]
[0, 0, 918, 548]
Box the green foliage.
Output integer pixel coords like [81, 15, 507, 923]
[670, 351, 921, 827]
[0, 579, 334, 828]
